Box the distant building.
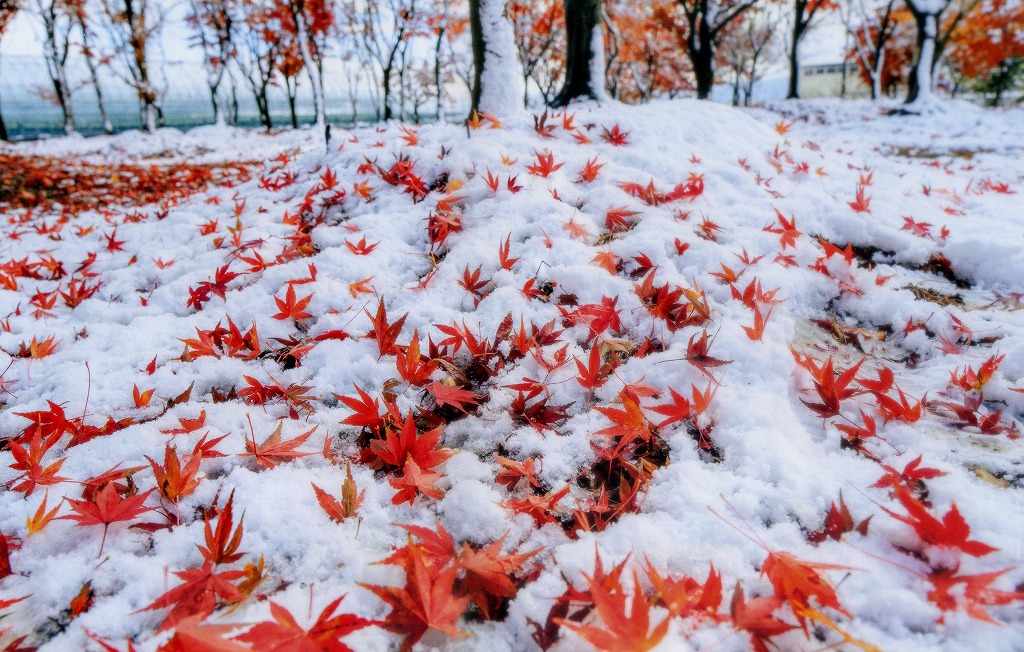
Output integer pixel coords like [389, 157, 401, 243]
[799, 62, 871, 98]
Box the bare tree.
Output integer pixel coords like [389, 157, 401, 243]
[842, 0, 899, 99]
[188, 0, 235, 126]
[281, 0, 330, 131]
[720, 8, 779, 105]
[99, 0, 162, 131]
[236, 0, 280, 129]
[677, 0, 760, 98]
[0, 0, 19, 140]
[509, 0, 564, 105]
[69, 0, 114, 133]
[339, 0, 419, 120]
[31, 0, 77, 133]
[904, 0, 980, 105]
[787, 0, 836, 98]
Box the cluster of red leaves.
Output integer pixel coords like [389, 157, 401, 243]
[361, 522, 539, 650]
[0, 153, 253, 218]
[6, 105, 1024, 652]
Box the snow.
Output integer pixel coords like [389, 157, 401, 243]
[1, 97, 1023, 651]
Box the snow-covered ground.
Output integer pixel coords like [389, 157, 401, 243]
[1, 98, 1022, 651]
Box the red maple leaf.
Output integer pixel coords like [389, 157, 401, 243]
[233, 595, 374, 652]
[337, 385, 385, 431]
[140, 561, 246, 631]
[427, 381, 482, 413]
[273, 285, 313, 321]
[198, 492, 245, 565]
[730, 583, 795, 652]
[883, 486, 997, 559]
[60, 483, 155, 555]
[360, 541, 469, 651]
[501, 486, 570, 526]
[243, 420, 316, 469]
[457, 535, 541, 619]
[556, 570, 669, 652]
[649, 387, 691, 428]
[367, 413, 454, 474]
[926, 567, 1024, 624]
[760, 551, 850, 632]
[366, 300, 407, 357]
[644, 561, 722, 621]
[594, 391, 657, 452]
[389, 459, 445, 504]
[493, 455, 542, 490]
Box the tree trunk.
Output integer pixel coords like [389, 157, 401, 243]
[787, 5, 804, 99]
[82, 34, 114, 134]
[290, 0, 325, 130]
[434, 25, 446, 121]
[690, 29, 714, 99]
[871, 49, 884, 100]
[551, 0, 603, 107]
[41, 3, 77, 134]
[287, 77, 299, 128]
[382, 31, 403, 120]
[685, 3, 715, 100]
[469, 0, 524, 116]
[0, 47, 6, 139]
[0, 56, 7, 141]
[210, 84, 222, 126]
[906, 5, 938, 104]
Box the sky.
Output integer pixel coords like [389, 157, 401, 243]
[2, 2, 850, 65]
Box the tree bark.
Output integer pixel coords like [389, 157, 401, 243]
[469, 0, 484, 112]
[0, 49, 7, 140]
[469, 0, 524, 116]
[381, 28, 404, 120]
[787, 3, 804, 99]
[289, 0, 325, 130]
[38, 0, 77, 134]
[905, 6, 935, 104]
[551, 0, 603, 107]
[81, 30, 114, 134]
[689, 17, 714, 99]
[286, 76, 299, 128]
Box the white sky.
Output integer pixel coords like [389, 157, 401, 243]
[2, 5, 850, 66]
[1, 2, 202, 61]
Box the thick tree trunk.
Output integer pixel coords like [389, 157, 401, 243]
[468, 0, 524, 116]
[787, 18, 803, 98]
[871, 49, 884, 100]
[0, 47, 6, 140]
[551, 0, 603, 107]
[906, 6, 938, 104]
[690, 30, 714, 99]
[469, 0, 484, 112]
[685, 5, 715, 100]
[787, 41, 800, 98]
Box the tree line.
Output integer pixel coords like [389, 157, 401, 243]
[0, 0, 1021, 140]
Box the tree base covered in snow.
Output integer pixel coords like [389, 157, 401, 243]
[1, 99, 1024, 651]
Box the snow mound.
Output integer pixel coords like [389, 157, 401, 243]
[1, 98, 1023, 651]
